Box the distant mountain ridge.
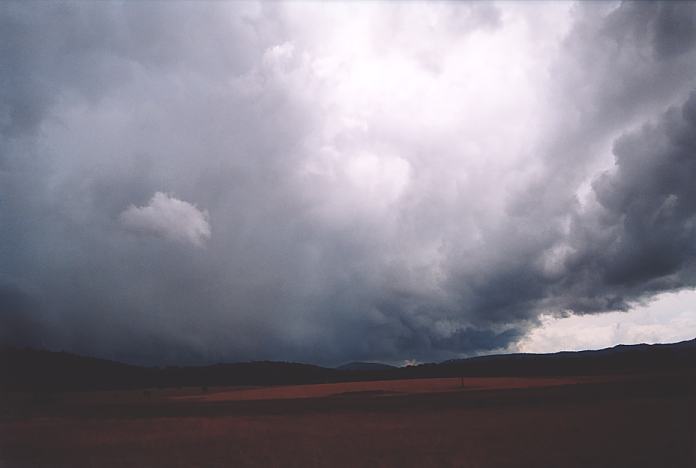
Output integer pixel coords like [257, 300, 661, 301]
[336, 362, 397, 371]
[1, 338, 694, 392]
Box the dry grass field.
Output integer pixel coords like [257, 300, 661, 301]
[1, 372, 694, 468]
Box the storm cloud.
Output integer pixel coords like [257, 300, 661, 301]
[1, 1, 695, 365]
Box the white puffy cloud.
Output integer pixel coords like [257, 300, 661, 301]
[120, 192, 210, 247]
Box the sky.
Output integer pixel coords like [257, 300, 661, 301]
[1, 1, 695, 366]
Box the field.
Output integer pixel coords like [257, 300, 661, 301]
[1, 372, 694, 467]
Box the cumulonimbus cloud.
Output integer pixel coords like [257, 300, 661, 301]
[0, 1, 695, 365]
[120, 192, 210, 247]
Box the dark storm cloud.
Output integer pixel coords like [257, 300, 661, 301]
[562, 91, 696, 311]
[0, 284, 46, 346]
[637, 1, 696, 59]
[1, 1, 695, 365]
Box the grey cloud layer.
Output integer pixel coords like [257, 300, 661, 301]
[1, 2, 695, 365]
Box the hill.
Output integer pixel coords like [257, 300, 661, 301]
[336, 362, 396, 371]
[1, 339, 694, 392]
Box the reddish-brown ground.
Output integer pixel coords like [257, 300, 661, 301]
[174, 376, 619, 402]
[1, 372, 694, 467]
